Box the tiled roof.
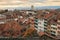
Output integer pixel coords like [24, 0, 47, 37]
[44, 13, 55, 19]
[38, 32, 45, 36]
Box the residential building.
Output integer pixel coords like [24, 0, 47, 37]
[43, 12, 56, 35]
[50, 23, 57, 36]
[57, 14, 60, 38]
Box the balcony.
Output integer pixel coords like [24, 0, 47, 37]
[34, 25, 38, 28]
[51, 25, 57, 28]
[44, 24, 47, 26]
[50, 31, 56, 36]
[51, 27, 57, 30]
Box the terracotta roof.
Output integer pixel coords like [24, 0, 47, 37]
[57, 13, 60, 19]
[0, 21, 23, 37]
[38, 32, 45, 36]
[44, 13, 55, 19]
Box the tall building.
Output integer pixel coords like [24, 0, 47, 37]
[56, 14, 60, 38]
[50, 22, 57, 36]
[34, 18, 45, 33]
[31, 5, 34, 10]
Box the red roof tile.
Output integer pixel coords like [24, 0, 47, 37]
[44, 13, 55, 19]
[38, 32, 45, 36]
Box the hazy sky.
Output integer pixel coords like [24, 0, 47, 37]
[0, 0, 60, 8]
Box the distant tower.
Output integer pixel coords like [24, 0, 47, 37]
[31, 5, 34, 10]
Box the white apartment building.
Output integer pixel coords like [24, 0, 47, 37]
[57, 24, 60, 36]
[34, 18, 47, 33]
[57, 19, 60, 37]
[50, 24, 57, 36]
[37, 19, 45, 32]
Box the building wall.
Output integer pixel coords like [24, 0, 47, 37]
[57, 24, 60, 31]
[57, 20, 60, 36]
[50, 24, 57, 36]
[37, 19, 44, 32]
[34, 19, 45, 33]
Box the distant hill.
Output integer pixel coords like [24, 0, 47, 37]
[1, 6, 60, 10]
[36, 6, 60, 10]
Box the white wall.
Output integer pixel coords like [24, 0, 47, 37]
[35, 19, 45, 33]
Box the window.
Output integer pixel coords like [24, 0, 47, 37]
[34, 23, 38, 25]
[44, 28, 47, 30]
[44, 23, 47, 25]
[44, 26, 47, 28]
[44, 24, 47, 26]
[35, 20, 38, 22]
[44, 29, 47, 32]
[44, 22, 47, 23]
[51, 31, 56, 34]
[51, 34, 56, 36]
[51, 27, 57, 30]
[35, 25, 38, 28]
